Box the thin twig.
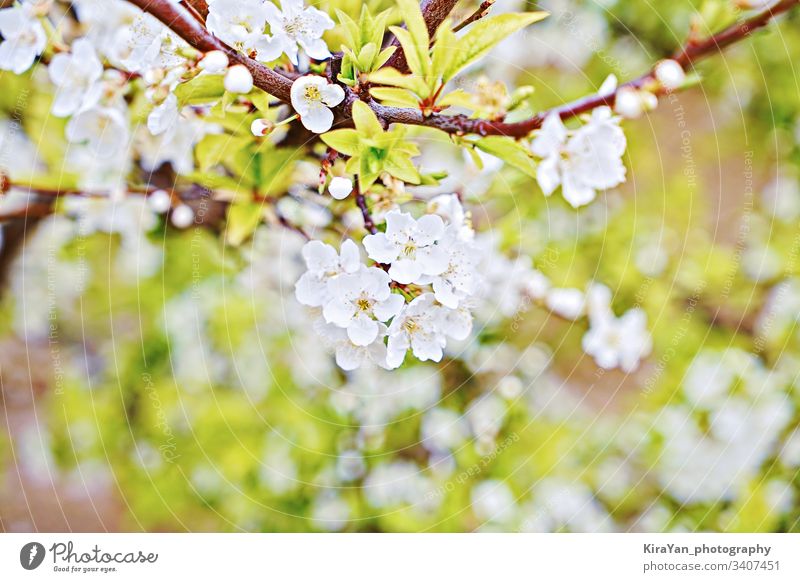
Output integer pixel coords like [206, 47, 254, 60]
[452, 0, 494, 33]
[354, 183, 377, 235]
[120, 0, 800, 138]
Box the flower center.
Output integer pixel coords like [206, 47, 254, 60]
[356, 297, 372, 312]
[304, 85, 321, 103]
[401, 242, 417, 257]
[283, 16, 308, 37]
[403, 319, 418, 333]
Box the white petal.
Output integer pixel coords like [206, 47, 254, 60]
[300, 104, 334, 133]
[363, 233, 398, 263]
[373, 293, 405, 321]
[323, 298, 356, 327]
[389, 259, 423, 285]
[347, 314, 379, 346]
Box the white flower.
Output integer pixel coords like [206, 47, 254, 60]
[363, 210, 448, 284]
[48, 38, 104, 117]
[386, 294, 446, 368]
[224, 64, 254, 93]
[322, 266, 405, 346]
[417, 229, 480, 308]
[114, 13, 185, 73]
[0, 4, 46, 74]
[582, 307, 652, 372]
[66, 106, 129, 156]
[315, 318, 389, 371]
[654, 59, 686, 90]
[138, 109, 209, 175]
[328, 176, 353, 200]
[545, 287, 585, 320]
[531, 107, 627, 207]
[206, 0, 270, 56]
[295, 239, 361, 307]
[258, 0, 334, 64]
[290, 75, 344, 133]
[147, 93, 180, 136]
[427, 194, 473, 241]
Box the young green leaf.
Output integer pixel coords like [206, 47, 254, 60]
[444, 12, 548, 83]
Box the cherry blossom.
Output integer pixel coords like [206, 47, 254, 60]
[290, 75, 344, 133]
[582, 307, 652, 372]
[363, 210, 448, 285]
[531, 107, 627, 207]
[0, 3, 47, 75]
[48, 38, 104, 117]
[206, 0, 270, 56]
[386, 294, 447, 368]
[66, 106, 130, 156]
[294, 240, 360, 307]
[315, 318, 390, 371]
[417, 230, 481, 309]
[322, 266, 405, 346]
[258, 0, 334, 64]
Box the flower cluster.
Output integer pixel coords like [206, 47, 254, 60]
[207, 0, 333, 64]
[530, 107, 627, 208]
[295, 195, 480, 370]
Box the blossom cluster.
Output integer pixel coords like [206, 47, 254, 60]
[294, 195, 477, 370]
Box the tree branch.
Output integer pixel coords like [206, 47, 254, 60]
[124, 0, 799, 139]
[377, 0, 800, 137]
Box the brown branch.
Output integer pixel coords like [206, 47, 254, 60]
[183, 0, 208, 21]
[377, 0, 800, 137]
[123, 0, 798, 139]
[384, 0, 461, 73]
[452, 0, 494, 33]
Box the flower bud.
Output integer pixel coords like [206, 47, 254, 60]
[147, 189, 172, 214]
[199, 50, 229, 74]
[328, 177, 353, 200]
[224, 65, 253, 94]
[170, 204, 195, 228]
[250, 118, 274, 137]
[654, 59, 686, 90]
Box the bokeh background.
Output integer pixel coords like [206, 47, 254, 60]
[1, 0, 800, 532]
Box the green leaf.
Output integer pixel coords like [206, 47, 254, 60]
[445, 12, 548, 82]
[226, 202, 264, 246]
[351, 100, 384, 138]
[174, 74, 226, 106]
[394, 0, 430, 56]
[474, 136, 537, 178]
[321, 129, 361, 156]
[369, 87, 420, 108]
[367, 67, 429, 98]
[389, 26, 430, 80]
